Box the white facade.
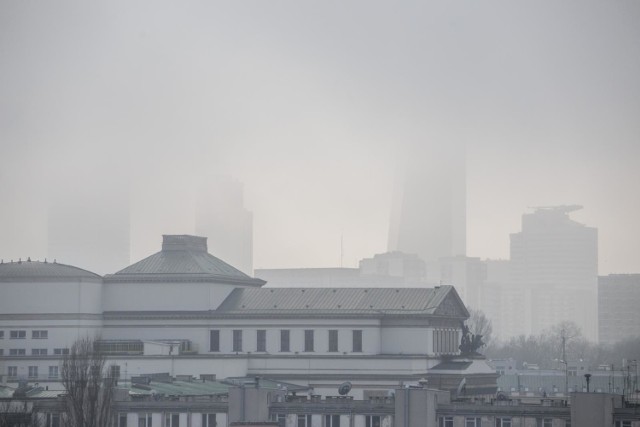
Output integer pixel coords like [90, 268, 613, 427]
[1, 235, 469, 397]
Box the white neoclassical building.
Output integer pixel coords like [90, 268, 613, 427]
[0, 235, 487, 399]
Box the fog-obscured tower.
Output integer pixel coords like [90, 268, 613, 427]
[510, 206, 598, 341]
[388, 142, 466, 282]
[47, 183, 130, 275]
[195, 176, 253, 275]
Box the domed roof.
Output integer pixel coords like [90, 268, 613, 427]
[0, 259, 101, 281]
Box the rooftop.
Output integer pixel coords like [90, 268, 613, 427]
[0, 259, 101, 281]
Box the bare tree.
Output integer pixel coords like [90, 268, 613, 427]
[0, 399, 41, 427]
[466, 306, 493, 346]
[61, 337, 114, 427]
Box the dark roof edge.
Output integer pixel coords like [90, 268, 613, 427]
[103, 273, 265, 287]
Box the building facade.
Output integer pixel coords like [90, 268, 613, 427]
[1, 235, 475, 400]
[598, 274, 640, 345]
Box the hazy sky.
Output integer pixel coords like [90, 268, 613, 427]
[1, 1, 639, 274]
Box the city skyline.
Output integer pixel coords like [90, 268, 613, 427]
[1, 1, 639, 275]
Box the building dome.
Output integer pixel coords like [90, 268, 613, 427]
[0, 259, 101, 281]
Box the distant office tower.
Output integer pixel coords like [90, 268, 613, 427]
[439, 255, 485, 308]
[510, 206, 598, 341]
[388, 142, 466, 282]
[47, 183, 130, 275]
[195, 176, 253, 275]
[359, 251, 427, 284]
[598, 274, 640, 345]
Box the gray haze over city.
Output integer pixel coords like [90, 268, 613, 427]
[1, 0, 639, 276]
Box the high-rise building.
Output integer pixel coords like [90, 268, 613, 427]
[598, 274, 640, 345]
[509, 206, 598, 341]
[47, 183, 130, 275]
[195, 176, 253, 275]
[387, 142, 466, 283]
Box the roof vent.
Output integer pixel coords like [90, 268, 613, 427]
[162, 235, 208, 253]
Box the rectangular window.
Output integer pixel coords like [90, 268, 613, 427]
[615, 422, 632, 427]
[496, 418, 512, 427]
[165, 413, 180, 427]
[110, 365, 121, 379]
[466, 418, 481, 427]
[202, 414, 216, 427]
[49, 366, 59, 379]
[365, 416, 381, 427]
[0, 349, 3, 356]
[32, 330, 48, 339]
[257, 330, 266, 352]
[209, 330, 220, 352]
[297, 414, 312, 427]
[46, 413, 61, 427]
[28, 366, 38, 378]
[54, 348, 69, 355]
[138, 413, 152, 427]
[119, 414, 127, 427]
[233, 330, 243, 352]
[10, 330, 26, 339]
[328, 330, 338, 352]
[9, 349, 26, 356]
[439, 417, 454, 427]
[353, 330, 363, 352]
[325, 414, 340, 427]
[7, 366, 18, 377]
[304, 330, 314, 352]
[32, 348, 48, 356]
[536, 419, 553, 427]
[0, 331, 4, 339]
[280, 330, 290, 352]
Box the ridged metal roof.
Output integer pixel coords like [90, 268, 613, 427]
[217, 286, 457, 314]
[106, 235, 264, 286]
[0, 260, 101, 281]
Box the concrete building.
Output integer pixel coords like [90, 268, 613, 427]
[599, 274, 640, 345]
[3, 376, 639, 427]
[509, 206, 598, 340]
[387, 143, 466, 283]
[195, 176, 253, 275]
[1, 234, 486, 400]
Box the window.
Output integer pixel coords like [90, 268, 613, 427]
[280, 330, 290, 352]
[138, 413, 153, 427]
[32, 330, 48, 339]
[45, 413, 61, 427]
[466, 418, 481, 427]
[28, 366, 38, 378]
[536, 419, 552, 427]
[297, 415, 312, 427]
[615, 422, 632, 427]
[110, 365, 121, 379]
[202, 414, 216, 427]
[353, 330, 363, 352]
[9, 349, 26, 356]
[54, 348, 69, 355]
[0, 349, 3, 356]
[0, 331, 4, 339]
[209, 330, 220, 352]
[165, 414, 180, 427]
[304, 330, 314, 352]
[118, 414, 127, 427]
[325, 415, 340, 427]
[7, 366, 18, 377]
[49, 366, 59, 379]
[233, 330, 243, 352]
[10, 330, 26, 339]
[365, 416, 381, 427]
[496, 418, 512, 427]
[328, 330, 338, 352]
[257, 330, 266, 352]
[439, 418, 454, 427]
[32, 348, 48, 356]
